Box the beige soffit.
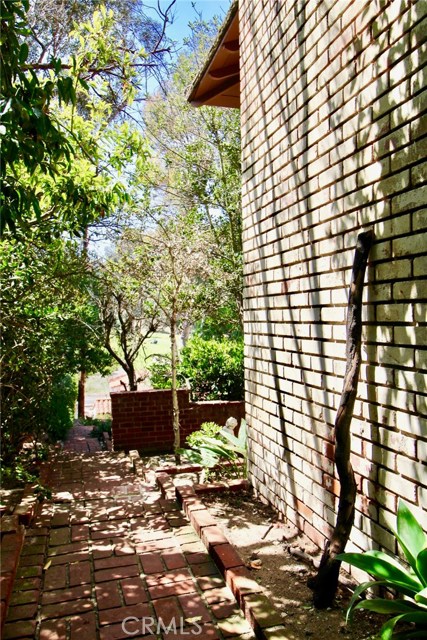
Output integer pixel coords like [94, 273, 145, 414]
[187, 0, 239, 108]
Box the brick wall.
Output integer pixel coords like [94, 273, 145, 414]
[111, 389, 245, 453]
[240, 0, 426, 560]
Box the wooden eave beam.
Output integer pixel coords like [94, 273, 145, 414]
[222, 39, 239, 52]
[209, 63, 239, 79]
[190, 75, 240, 107]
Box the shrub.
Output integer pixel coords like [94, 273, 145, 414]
[338, 500, 427, 639]
[179, 336, 244, 401]
[44, 374, 77, 442]
[147, 355, 173, 389]
[186, 421, 224, 448]
[81, 417, 112, 439]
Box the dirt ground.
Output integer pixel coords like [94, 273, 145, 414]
[202, 488, 384, 640]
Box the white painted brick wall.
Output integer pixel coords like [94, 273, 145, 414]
[241, 0, 427, 560]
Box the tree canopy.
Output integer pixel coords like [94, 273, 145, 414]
[0, 0, 175, 460]
[0, 2, 242, 467]
[0, 0, 174, 234]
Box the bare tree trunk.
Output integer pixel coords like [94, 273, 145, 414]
[78, 227, 90, 420]
[170, 306, 181, 465]
[308, 230, 374, 609]
[78, 369, 86, 419]
[126, 363, 137, 391]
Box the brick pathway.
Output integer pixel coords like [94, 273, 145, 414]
[3, 425, 256, 640]
[62, 423, 102, 454]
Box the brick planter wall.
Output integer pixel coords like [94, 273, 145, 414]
[111, 389, 245, 453]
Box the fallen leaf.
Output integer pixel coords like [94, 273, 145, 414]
[185, 616, 203, 624]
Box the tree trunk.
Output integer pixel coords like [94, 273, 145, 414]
[78, 228, 90, 420]
[308, 230, 374, 609]
[126, 364, 137, 391]
[170, 308, 181, 465]
[77, 370, 86, 419]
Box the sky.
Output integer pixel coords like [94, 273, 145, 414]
[149, 0, 233, 45]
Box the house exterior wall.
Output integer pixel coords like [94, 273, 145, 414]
[240, 0, 427, 558]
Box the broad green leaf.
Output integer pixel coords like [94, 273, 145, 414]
[194, 447, 220, 468]
[338, 551, 421, 595]
[396, 501, 427, 573]
[345, 580, 386, 622]
[415, 586, 427, 606]
[19, 42, 28, 63]
[198, 437, 236, 460]
[416, 548, 427, 587]
[354, 599, 420, 615]
[379, 614, 405, 640]
[380, 611, 427, 640]
[219, 429, 240, 447]
[237, 419, 247, 448]
[179, 446, 219, 468]
[219, 421, 246, 454]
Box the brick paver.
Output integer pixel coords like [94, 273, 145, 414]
[4, 423, 256, 640]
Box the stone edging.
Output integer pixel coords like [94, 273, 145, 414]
[0, 516, 25, 634]
[156, 472, 288, 640]
[0, 459, 52, 634]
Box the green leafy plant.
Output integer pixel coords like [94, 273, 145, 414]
[186, 421, 224, 448]
[338, 500, 427, 639]
[178, 419, 247, 480]
[84, 417, 112, 440]
[45, 374, 77, 442]
[1, 445, 52, 502]
[148, 355, 173, 389]
[179, 336, 244, 401]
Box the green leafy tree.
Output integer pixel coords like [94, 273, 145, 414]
[144, 18, 242, 333]
[0, 0, 171, 234]
[0, 230, 111, 461]
[1, 0, 76, 232]
[120, 212, 216, 461]
[94, 251, 160, 391]
[0, 0, 164, 440]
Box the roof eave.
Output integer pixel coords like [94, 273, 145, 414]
[187, 0, 239, 108]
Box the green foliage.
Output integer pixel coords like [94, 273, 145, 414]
[44, 374, 77, 442]
[0, 231, 112, 462]
[178, 419, 247, 480]
[338, 501, 427, 639]
[148, 356, 173, 389]
[0, 0, 74, 232]
[179, 336, 244, 401]
[1, 444, 52, 502]
[0, 0, 171, 461]
[85, 417, 112, 439]
[186, 421, 224, 447]
[194, 310, 243, 342]
[144, 19, 243, 331]
[94, 249, 160, 390]
[1, 1, 152, 235]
